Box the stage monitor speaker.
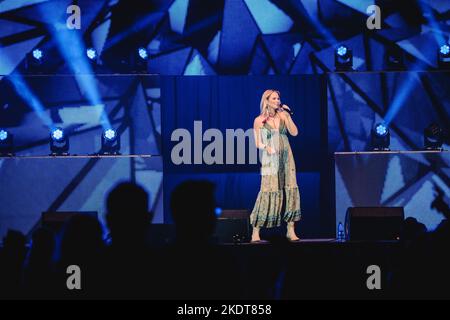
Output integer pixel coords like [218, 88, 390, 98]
[213, 209, 250, 244]
[345, 207, 404, 241]
[42, 211, 98, 232]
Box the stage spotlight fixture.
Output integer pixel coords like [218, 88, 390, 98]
[138, 47, 148, 60]
[0, 129, 7, 141]
[132, 47, 149, 73]
[438, 44, 450, 69]
[385, 46, 405, 70]
[26, 48, 44, 73]
[337, 46, 347, 56]
[0, 129, 14, 156]
[100, 128, 121, 155]
[32, 49, 43, 60]
[86, 47, 99, 70]
[371, 123, 390, 151]
[335, 45, 353, 71]
[50, 127, 69, 156]
[424, 123, 444, 150]
[86, 48, 97, 60]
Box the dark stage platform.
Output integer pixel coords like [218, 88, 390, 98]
[212, 239, 402, 299]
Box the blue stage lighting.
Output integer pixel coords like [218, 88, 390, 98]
[100, 128, 120, 155]
[26, 49, 45, 73]
[215, 207, 222, 217]
[0, 129, 8, 141]
[50, 128, 69, 155]
[132, 47, 149, 73]
[103, 128, 117, 141]
[138, 47, 148, 60]
[440, 45, 450, 56]
[335, 45, 353, 71]
[32, 49, 43, 60]
[51, 128, 64, 141]
[337, 46, 347, 57]
[86, 48, 97, 60]
[371, 123, 390, 151]
[375, 124, 388, 136]
[438, 44, 450, 69]
[0, 129, 14, 156]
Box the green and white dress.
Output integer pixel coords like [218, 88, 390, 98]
[250, 119, 301, 228]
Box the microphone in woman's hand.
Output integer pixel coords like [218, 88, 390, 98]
[277, 103, 293, 115]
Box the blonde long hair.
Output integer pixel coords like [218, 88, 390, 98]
[260, 89, 280, 116]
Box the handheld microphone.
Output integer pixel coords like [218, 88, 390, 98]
[277, 103, 293, 115]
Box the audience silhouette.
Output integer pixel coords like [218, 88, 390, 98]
[1, 180, 449, 299]
[0, 230, 27, 299]
[163, 180, 239, 299]
[22, 227, 56, 298]
[104, 182, 158, 299]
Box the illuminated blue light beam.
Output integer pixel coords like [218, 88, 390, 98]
[49, 25, 103, 105]
[384, 73, 419, 125]
[383, 57, 430, 126]
[52, 27, 111, 128]
[57, 29, 110, 127]
[38, 3, 110, 129]
[0, 44, 53, 128]
[8, 73, 54, 129]
[103, 12, 164, 51]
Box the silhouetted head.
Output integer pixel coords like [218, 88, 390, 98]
[60, 214, 104, 263]
[170, 180, 216, 243]
[401, 217, 426, 242]
[106, 182, 152, 245]
[2, 229, 26, 250]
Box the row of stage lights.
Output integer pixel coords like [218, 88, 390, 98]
[26, 44, 450, 73]
[335, 44, 450, 71]
[27, 46, 149, 73]
[0, 128, 121, 156]
[0, 123, 446, 156]
[371, 122, 446, 151]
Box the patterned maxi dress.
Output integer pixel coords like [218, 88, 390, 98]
[250, 118, 301, 228]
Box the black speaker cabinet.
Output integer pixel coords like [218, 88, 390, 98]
[345, 207, 404, 241]
[213, 210, 250, 244]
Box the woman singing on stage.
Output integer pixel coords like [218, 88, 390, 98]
[250, 89, 301, 242]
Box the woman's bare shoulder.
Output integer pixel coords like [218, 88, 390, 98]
[254, 115, 265, 126]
